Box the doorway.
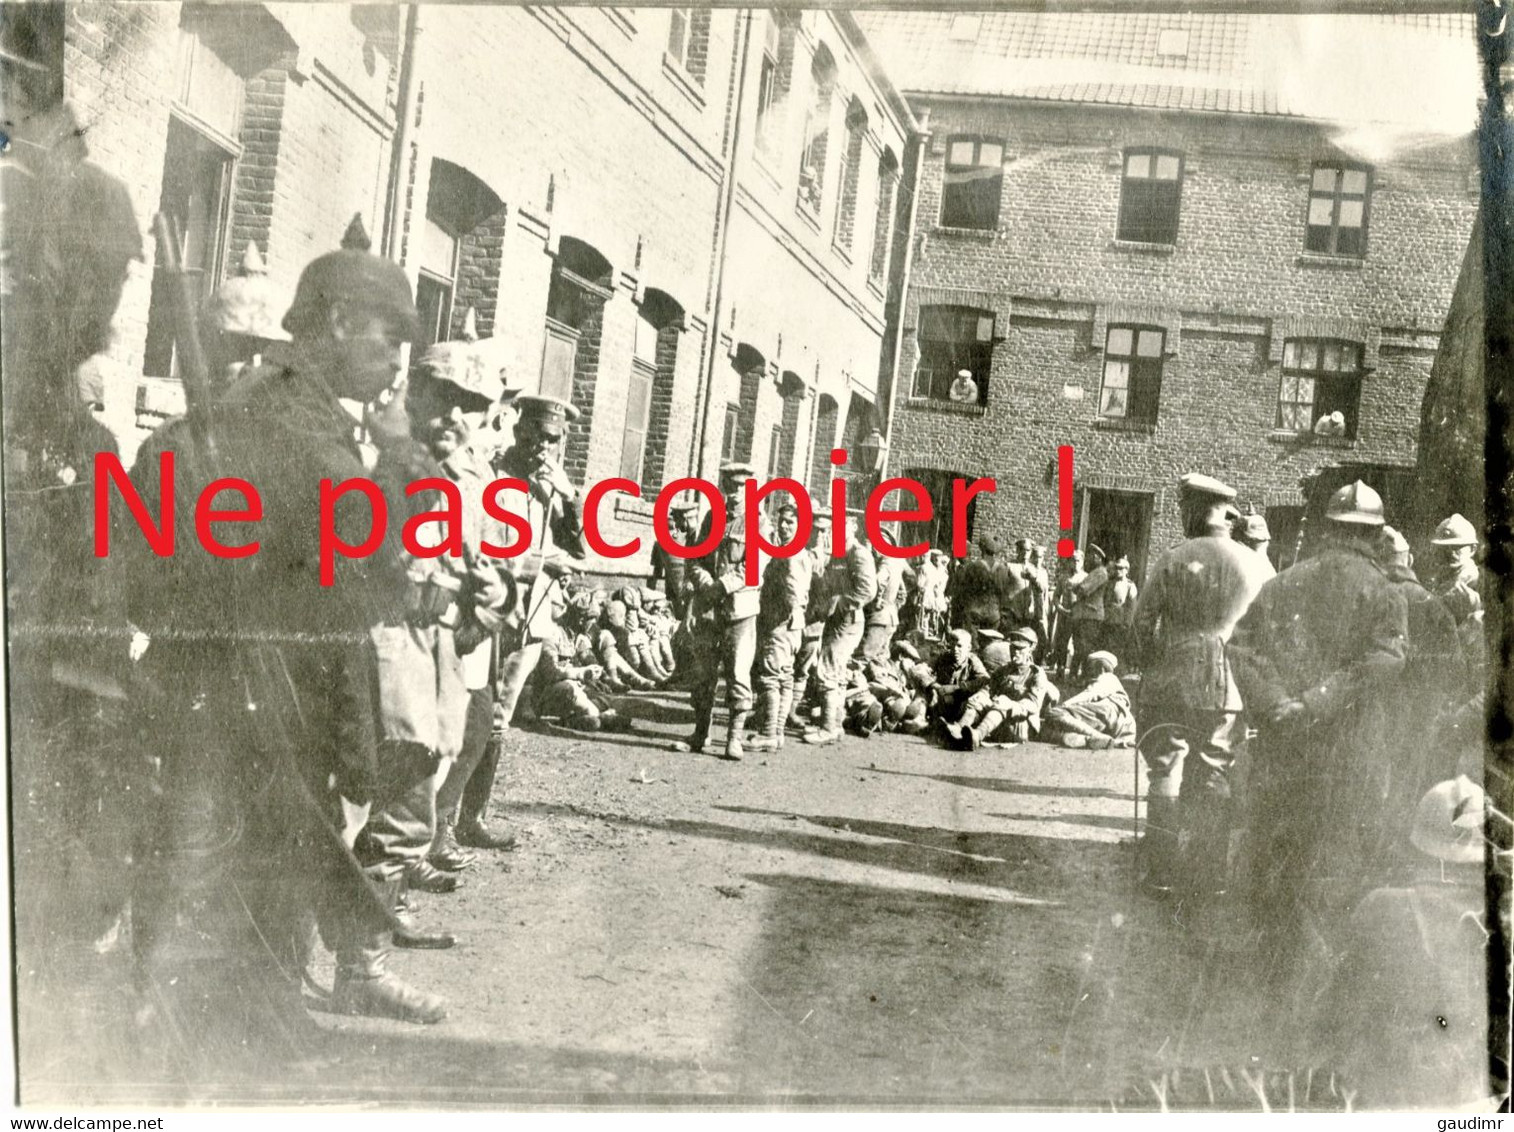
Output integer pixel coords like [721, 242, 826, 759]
[1078, 488, 1154, 581]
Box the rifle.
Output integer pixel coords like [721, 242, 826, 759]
[151, 213, 216, 464]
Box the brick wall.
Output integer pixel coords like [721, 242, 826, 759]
[452, 207, 508, 338]
[887, 97, 1477, 576]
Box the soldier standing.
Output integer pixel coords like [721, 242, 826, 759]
[748, 501, 813, 752]
[1427, 513, 1481, 628]
[674, 462, 763, 760]
[1228, 480, 1410, 1039]
[804, 510, 878, 746]
[129, 217, 447, 1025]
[1102, 556, 1139, 669]
[1130, 474, 1271, 897]
[3, 9, 148, 1046]
[465, 395, 587, 839]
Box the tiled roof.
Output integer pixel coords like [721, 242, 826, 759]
[853, 11, 1475, 122]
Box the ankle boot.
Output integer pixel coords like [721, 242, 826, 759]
[723, 710, 751, 761]
[332, 882, 448, 1024]
[945, 705, 982, 745]
[673, 698, 712, 753]
[964, 709, 1005, 751]
[429, 815, 476, 873]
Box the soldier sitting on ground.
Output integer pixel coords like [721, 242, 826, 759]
[589, 590, 659, 691]
[944, 627, 1057, 750]
[926, 628, 991, 727]
[610, 585, 671, 684]
[529, 589, 631, 733]
[642, 592, 679, 677]
[1042, 651, 1136, 750]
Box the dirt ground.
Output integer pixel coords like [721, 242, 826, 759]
[13, 684, 1456, 1109]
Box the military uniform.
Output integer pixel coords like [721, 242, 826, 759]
[1229, 482, 1410, 952]
[749, 527, 814, 751]
[128, 217, 446, 1026]
[676, 463, 763, 759]
[1131, 476, 1270, 895]
[946, 627, 1054, 748]
[803, 514, 878, 745]
[459, 395, 586, 834]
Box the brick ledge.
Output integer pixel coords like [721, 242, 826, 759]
[1092, 416, 1156, 435]
[905, 396, 987, 417]
[1109, 239, 1176, 257]
[1295, 253, 1365, 270]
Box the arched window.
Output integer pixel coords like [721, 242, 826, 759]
[628, 288, 685, 487]
[833, 98, 868, 252]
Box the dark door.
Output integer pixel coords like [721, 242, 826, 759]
[1080, 488, 1154, 582]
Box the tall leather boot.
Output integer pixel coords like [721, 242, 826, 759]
[1184, 795, 1234, 900]
[1139, 794, 1182, 895]
[331, 879, 448, 1024]
[803, 690, 845, 746]
[673, 685, 714, 753]
[963, 709, 1005, 751]
[723, 709, 751, 762]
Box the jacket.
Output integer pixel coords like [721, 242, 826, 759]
[1132, 534, 1271, 710]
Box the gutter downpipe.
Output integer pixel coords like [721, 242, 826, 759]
[382, 4, 422, 262]
[879, 124, 925, 486]
[694, 9, 754, 480]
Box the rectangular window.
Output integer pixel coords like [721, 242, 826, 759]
[1279, 338, 1363, 438]
[721, 402, 740, 462]
[767, 423, 785, 480]
[541, 320, 579, 402]
[870, 161, 898, 283]
[1306, 165, 1370, 257]
[1099, 326, 1165, 424]
[755, 16, 781, 156]
[143, 117, 235, 379]
[939, 137, 1003, 230]
[667, 8, 689, 63]
[1117, 150, 1183, 245]
[414, 217, 459, 348]
[622, 360, 654, 482]
[913, 306, 995, 405]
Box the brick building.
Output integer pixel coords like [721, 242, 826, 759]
[60, 3, 914, 576]
[858, 11, 1479, 577]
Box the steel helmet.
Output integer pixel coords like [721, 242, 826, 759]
[1409, 775, 1485, 865]
[1431, 513, 1478, 547]
[1325, 480, 1385, 527]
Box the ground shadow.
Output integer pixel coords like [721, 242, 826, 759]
[868, 765, 1134, 802]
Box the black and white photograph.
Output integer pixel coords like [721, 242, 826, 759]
[2, 0, 1509, 1112]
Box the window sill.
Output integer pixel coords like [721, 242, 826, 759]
[906, 396, 987, 417]
[866, 275, 886, 300]
[933, 224, 997, 241]
[794, 201, 822, 234]
[751, 144, 783, 191]
[831, 240, 853, 266]
[1266, 429, 1358, 449]
[613, 494, 656, 525]
[1092, 416, 1157, 434]
[661, 53, 706, 109]
[1109, 239, 1176, 256]
[1296, 253, 1364, 270]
